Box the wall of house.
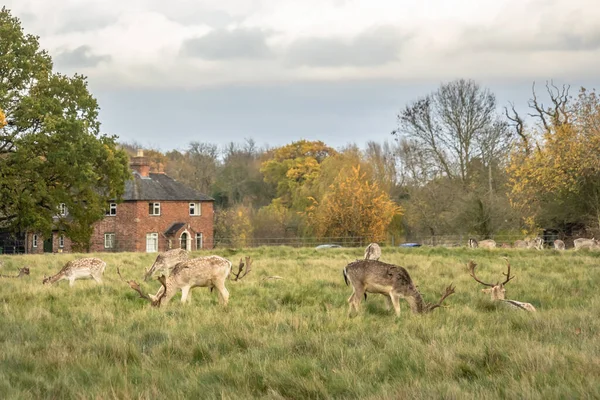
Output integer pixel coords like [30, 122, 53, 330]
[89, 200, 214, 253]
[26, 232, 72, 254]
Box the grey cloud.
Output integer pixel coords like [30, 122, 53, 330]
[56, 10, 116, 34]
[54, 46, 112, 69]
[285, 26, 407, 67]
[180, 28, 273, 60]
[159, 8, 241, 29]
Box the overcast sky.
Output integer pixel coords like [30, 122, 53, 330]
[6, 0, 600, 151]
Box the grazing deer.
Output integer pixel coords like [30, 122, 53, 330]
[573, 238, 599, 250]
[122, 255, 235, 307]
[143, 248, 190, 281]
[342, 259, 455, 316]
[527, 237, 544, 250]
[364, 243, 382, 260]
[468, 238, 478, 248]
[468, 259, 536, 312]
[513, 240, 528, 248]
[0, 267, 30, 278]
[478, 239, 496, 249]
[43, 258, 106, 287]
[553, 239, 566, 250]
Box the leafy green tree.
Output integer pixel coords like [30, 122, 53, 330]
[0, 7, 130, 249]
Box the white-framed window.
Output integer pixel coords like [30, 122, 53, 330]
[189, 202, 201, 216]
[146, 233, 158, 253]
[149, 202, 160, 216]
[59, 203, 68, 216]
[59, 234, 65, 248]
[196, 233, 203, 250]
[33, 234, 38, 248]
[105, 203, 117, 216]
[104, 233, 115, 249]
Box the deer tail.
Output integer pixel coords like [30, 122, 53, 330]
[343, 267, 349, 286]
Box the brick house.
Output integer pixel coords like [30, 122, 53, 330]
[26, 151, 214, 253]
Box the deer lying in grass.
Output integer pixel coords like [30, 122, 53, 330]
[554, 239, 566, 250]
[477, 239, 496, 249]
[468, 259, 536, 312]
[121, 255, 239, 307]
[364, 243, 382, 260]
[143, 248, 189, 281]
[573, 238, 599, 250]
[43, 258, 106, 287]
[527, 237, 544, 250]
[0, 267, 30, 278]
[342, 259, 455, 316]
[468, 238, 478, 248]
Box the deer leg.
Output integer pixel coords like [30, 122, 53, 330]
[390, 294, 401, 317]
[180, 286, 191, 303]
[384, 295, 393, 311]
[348, 285, 364, 316]
[69, 278, 75, 287]
[215, 281, 229, 306]
[92, 274, 103, 284]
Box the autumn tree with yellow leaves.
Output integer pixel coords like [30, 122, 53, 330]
[507, 85, 600, 231]
[306, 165, 402, 243]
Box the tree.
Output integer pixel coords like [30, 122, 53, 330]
[508, 86, 600, 232]
[0, 7, 130, 248]
[306, 165, 402, 243]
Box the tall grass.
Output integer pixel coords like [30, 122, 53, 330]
[0, 247, 599, 399]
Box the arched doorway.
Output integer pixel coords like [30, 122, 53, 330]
[180, 232, 188, 250]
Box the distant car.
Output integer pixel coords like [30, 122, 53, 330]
[315, 244, 342, 250]
[398, 243, 422, 248]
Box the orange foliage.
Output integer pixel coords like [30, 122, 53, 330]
[307, 165, 402, 241]
[0, 108, 6, 128]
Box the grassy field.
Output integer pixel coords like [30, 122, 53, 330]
[0, 246, 599, 399]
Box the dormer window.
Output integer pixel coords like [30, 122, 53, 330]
[59, 203, 68, 216]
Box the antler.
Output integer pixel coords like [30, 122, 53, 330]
[232, 256, 252, 281]
[118, 267, 153, 301]
[468, 260, 496, 287]
[501, 257, 515, 285]
[425, 284, 456, 311]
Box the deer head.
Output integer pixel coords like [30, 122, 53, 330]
[118, 268, 168, 307]
[231, 256, 252, 281]
[468, 258, 514, 300]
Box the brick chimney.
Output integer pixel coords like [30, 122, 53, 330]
[130, 149, 150, 177]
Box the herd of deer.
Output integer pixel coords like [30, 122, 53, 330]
[468, 237, 599, 250]
[0, 241, 541, 315]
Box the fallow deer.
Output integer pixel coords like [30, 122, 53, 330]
[573, 238, 599, 250]
[513, 240, 528, 248]
[468, 259, 536, 312]
[364, 243, 382, 260]
[143, 248, 190, 281]
[527, 237, 544, 250]
[477, 239, 496, 249]
[123, 255, 235, 306]
[553, 239, 566, 250]
[0, 267, 30, 278]
[468, 238, 478, 248]
[342, 259, 455, 317]
[43, 258, 106, 287]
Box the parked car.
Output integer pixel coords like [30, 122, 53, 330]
[315, 244, 342, 250]
[398, 243, 422, 248]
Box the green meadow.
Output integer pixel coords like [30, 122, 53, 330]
[0, 246, 599, 399]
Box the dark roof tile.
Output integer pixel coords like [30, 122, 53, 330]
[123, 173, 214, 201]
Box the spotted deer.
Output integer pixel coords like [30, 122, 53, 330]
[364, 243, 382, 260]
[342, 259, 455, 317]
[143, 248, 190, 281]
[527, 237, 544, 250]
[43, 258, 106, 287]
[477, 239, 496, 249]
[0, 267, 30, 278]
[121, 255, 240, 307]
[513, 240, 528, 248]
[468, 259, 536, 312]
[573, 238, 599, 250]
[553, 239, 566, 250]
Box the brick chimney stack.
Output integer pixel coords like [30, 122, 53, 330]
[130, 149, 150, 177]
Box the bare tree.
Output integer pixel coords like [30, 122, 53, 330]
[394, 79, 499, 183]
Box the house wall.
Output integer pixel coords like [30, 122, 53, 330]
[26, 232, 72, 254]
[89, 200, 214, 253]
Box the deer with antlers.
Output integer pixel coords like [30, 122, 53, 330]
[468, 259, 536, 312]
[143, 248, 190, 281]
[0, 267, 30, 278]
[120, 255, 246, 307]
[342, 259, 455, 317]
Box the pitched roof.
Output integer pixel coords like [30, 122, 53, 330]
[123, 172, 214, 201]
[164, 222, 186, 236]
